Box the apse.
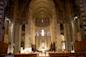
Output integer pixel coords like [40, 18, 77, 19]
[24, 0, 61, 53]
[3, 0, 83, 54]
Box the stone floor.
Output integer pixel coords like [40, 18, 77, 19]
[38, 56, 49, 57]
[38, 52, 49, 57]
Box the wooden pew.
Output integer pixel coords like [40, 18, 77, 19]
[49, 52, 70, 57]
[49, 52, 86, 57]
[0, 41, 8, 55]
[0, 54, 5, 57]
[14, 53, 37, 57]
[74, 41, 86, 52]
[0, 53, 37, 57]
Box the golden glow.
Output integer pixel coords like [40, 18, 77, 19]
[20, 47, 32, 54]
[41, 29, 45, 36]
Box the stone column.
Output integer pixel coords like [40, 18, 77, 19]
[71, 19, 79, 51]
[7, 22, 14, 54]
[76, 18, 81, 41]
[50, 15, 60, 51]
[25, 18, 36, 50]
[31, 18, 36, 51]
[64, 0, 74, 52]
[64, 23, 73, 52]
[31, 19, 36, 48]
[14, 23, 22, 54]
[0, 0, 7, 41]
[25, 23, 31, 48]
[78, 0, 86, 40]
[71, 20, 75, 41]
[56, 24, 62, 51]
[50, 18, 56, 43]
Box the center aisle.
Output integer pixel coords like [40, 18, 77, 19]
[38, 56, 49, 57]
[37, 52, 49, 57]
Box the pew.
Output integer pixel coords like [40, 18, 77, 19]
[0, 42, 8, 57]
[14, 53, 37, 57]
[74, 41, 86, 52]
[0, 41, 8, 55]
[49, 52, 86, 57]
[0, 53, 37, 57]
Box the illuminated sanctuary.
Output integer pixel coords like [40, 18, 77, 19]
[0, 0, 86, 57]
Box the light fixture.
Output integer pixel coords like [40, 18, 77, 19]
[42, 19, 44, 23]
[41, 29, 45, 36]
[74, 16, 78, 20]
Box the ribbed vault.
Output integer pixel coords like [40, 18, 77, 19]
[29, 0, 56, 27]
[5, 0, 75, 25]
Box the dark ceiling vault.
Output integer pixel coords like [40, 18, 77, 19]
[5, 0, 31, 24]
[5, 0, 78, 24]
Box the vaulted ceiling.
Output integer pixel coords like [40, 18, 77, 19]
[5, 0, 78, 25]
